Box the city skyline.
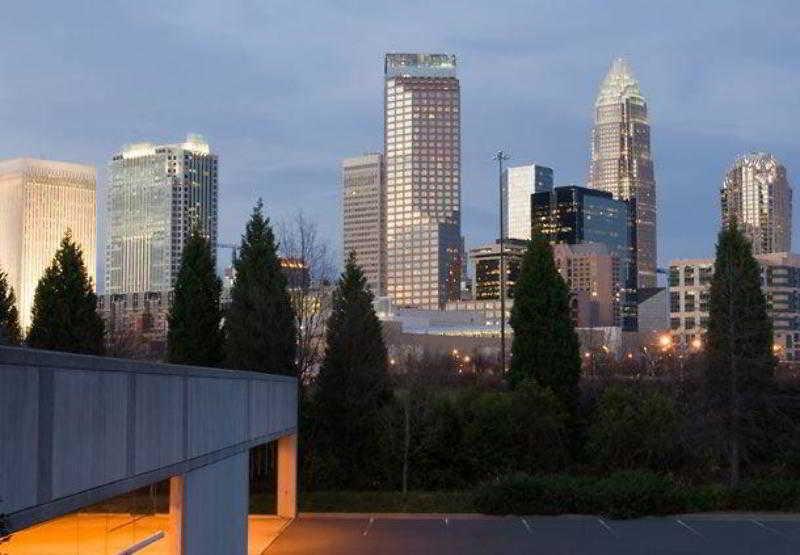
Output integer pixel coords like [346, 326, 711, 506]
[0, 2, 798, 289]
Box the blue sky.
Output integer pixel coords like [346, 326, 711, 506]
[1, 1, 798, 286]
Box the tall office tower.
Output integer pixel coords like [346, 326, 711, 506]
[106, 134, 218, 294]
[342, 153, 385, 295]
[503, 164, 553, 240]
[0, 159, 96, 329]
[721, 153, 792, 255]
[590, 58, 657, 288]
[384, 53, 461, 309]
[533, 185, 637, 330]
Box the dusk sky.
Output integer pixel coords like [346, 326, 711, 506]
[1, 1, 798, 287]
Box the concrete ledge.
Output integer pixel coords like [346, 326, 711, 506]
[0, 345, 295, 382]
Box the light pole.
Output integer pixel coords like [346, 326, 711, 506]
[493, 150, 510, 373]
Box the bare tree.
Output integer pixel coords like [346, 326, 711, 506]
[279, 211, 335, 384]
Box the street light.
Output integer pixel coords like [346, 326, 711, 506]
[493, 150, 510, 373]
[691, 338, 702, 351]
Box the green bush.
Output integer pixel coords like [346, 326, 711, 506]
[682, 483, 730, 513]
[587, 385, 682, 472]
[732, 479, 800, 511]
[473, 473, 595, 515]
[589, 471, 683, 519]
[475, 471, 684, 519]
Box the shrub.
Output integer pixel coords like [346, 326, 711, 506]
[474, 471, 684, 519]
[473, 474, 594, 515]
[590, 471, 683, 519]
[587, 385, 682, 472]
[732, 479, 800, 512]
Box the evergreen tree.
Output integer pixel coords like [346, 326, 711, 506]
[310, 252, 392, 489]
[509, 236, 581, 413]
[224, 200, 297, 375]
[27, 231, 104, 355]
[705, 221, 775, 487]
[167, 228, 225, 366]
[0, 270, 22, 346]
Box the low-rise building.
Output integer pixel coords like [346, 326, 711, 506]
[669, 252, 800, 360]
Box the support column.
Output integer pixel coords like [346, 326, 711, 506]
[168, 476, 184, 555]
[181, 453, 249, 555]
[276, 434, 297, 518]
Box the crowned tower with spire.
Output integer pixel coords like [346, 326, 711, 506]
[590, 58, 657, 288]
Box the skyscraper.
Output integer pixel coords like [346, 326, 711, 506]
[590, 58, 657, 288]
[502, 164, 553, 241]
[721, 153, 792, 255]
[106, 134, 218, 294]
[533, 185, 637, 330]
[384, 53, 461, 309]
[0, 158, 96, 329]
[342, 153, 385, 295]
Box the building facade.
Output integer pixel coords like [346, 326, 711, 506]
[469, 239, 527, 300]
[721, 153, 792, 255]
[669, 253, 800, 361]
[502, 164, 553, 241]
[533, 185, 637, 329]
[342, 153, 385, 295]
[553, 243, 618, 328]
[0, 158, 96, 329]
[106, 134, 218, 294]
[384, 53, 462, 309]
[589, 58, 657, 288]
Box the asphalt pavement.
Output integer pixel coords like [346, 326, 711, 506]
[264, 513, 800, 554]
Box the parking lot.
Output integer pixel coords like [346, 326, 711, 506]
[265, 513, 800, 554]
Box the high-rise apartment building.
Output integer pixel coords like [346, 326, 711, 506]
[590, 58, 657, 288]
[503, 164, 553, 241]
[342, 154, 385, 295]
[533, 185, 637, 330]
[0, 158, 96, 329]
[721, 153, 792, 255]
[669, 253, 800, 361]
[384, 53, 462, 309]
[106, 134, 218, 294]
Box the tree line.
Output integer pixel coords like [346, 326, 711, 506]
[0, 205, 784, 496]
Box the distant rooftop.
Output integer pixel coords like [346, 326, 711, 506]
[117, 133, 212, 160]
[385, 53, 457, 78]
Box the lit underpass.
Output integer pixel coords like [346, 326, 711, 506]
[0, 346, 297, 554]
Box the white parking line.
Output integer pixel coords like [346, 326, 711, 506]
[597, 518, 617, 538]
[675, 519, 705, 539]
[520, 517, 532, 534]
[750, 519, 785, 538]
[362, 517, 375, 536]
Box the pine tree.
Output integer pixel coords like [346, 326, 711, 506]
[167, 228, 225, 366]
[0, 270, 22, 345]
[705, 222, 775, 487]
[27, 231, 104, 355]
[509, 236, 581, 413]
[224, 200, 297, 375]
[310, 252, 392, 489]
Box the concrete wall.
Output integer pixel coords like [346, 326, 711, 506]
[0, 346, 297, 533]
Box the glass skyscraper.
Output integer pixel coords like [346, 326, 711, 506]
[533, 185, 637, 330]
[721, 152, 792, 255]
[106, 134, 218, 294]
[590, 58, 657, 288]
[502, 164, 553, 241]
[384, 53, 461, 309]
[0, 158, 96, 330]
